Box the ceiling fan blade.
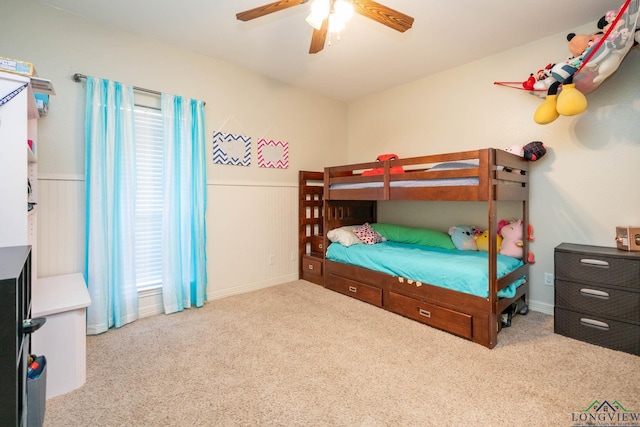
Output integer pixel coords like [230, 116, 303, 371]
[236, 0, 308, 21]
[309, 18, 328, 54]
[353, 0, 414, 33]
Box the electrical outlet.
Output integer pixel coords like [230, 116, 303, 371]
[544, 272, 554, 286]
[269, 255, 275, 265]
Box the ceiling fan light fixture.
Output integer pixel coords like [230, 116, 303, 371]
[305, 12, 325, 30]
[328, 13, 345, 33]
[309, 0, 330, 19]
[334, 0, 354, 23]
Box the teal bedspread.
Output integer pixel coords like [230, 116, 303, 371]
[326, 241, 524, 298]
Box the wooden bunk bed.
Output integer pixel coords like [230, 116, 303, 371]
[322, 148, 531, 349]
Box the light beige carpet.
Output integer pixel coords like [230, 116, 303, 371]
[43, 280, 640, 427]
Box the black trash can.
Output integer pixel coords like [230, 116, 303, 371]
[27, 355, 47, 427]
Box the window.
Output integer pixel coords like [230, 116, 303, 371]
[134, 105, 164, 290]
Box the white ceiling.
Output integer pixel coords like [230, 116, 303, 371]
[39, 0, 622, 101]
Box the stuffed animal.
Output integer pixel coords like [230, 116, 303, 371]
[598, 9, 639, 49]
[500, 141, 546, 173]
[497, 219, 511, 236]
[533, 30, 600, 124]
[523, 141, 547, 161]
[475, 230, 503, 252]
[448, 225, 480, 250]
[567, 32, 600, 58]
[499, 220, 525, 259]
[362, 153, 405, 176]
[499, 219, 536, 263]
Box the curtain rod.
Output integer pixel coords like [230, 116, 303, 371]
[73, 73, 161, 96]
[72, 73, 206, 105]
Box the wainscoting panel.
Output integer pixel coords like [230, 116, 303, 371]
[37, 177, 300, 317]
[37, 177, 85, 278]
[206, 183, 299, 301]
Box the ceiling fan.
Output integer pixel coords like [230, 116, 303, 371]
[236, 0, 414, 54]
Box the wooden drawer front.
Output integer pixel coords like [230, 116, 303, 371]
[311, 236, 325, 254]
[554, 307, 640, 356]
[326, 275, 382, 307]
[555, 280, 640, 323]
[387, 292, 472, 339]
[302, 256, 322, 276]
[555, 251, 640, 289]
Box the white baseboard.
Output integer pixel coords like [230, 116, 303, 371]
[527, 299, 554, 316]
[207, 273, 299, 301]
[137, 273, 300, 318]
[138, 287, 164, 318]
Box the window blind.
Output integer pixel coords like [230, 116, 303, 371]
[134, 105, 164, 290]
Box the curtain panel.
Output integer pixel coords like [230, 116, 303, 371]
[161, 94, 208, 314]
[84, 77, 208, 334]
[84, 77, 138, 334]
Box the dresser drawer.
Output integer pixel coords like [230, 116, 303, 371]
[554, 307, 640, 356]
[311, 235, 325, 254]
[325, 275, 382, 307]
[555, 280, 640, 323]
[555, 250, 640, 289]
[387, 292, 472, 340]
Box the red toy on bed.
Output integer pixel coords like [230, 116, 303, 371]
[362, 153, 405, 176]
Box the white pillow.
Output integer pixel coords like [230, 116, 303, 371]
[327, 226, 363, 247]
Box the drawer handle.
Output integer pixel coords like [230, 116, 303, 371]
[318, 244, 323, 249]
[579, 288, 610, 300]
[580, 318, 610, 331]
[308, 265, 313, 270]
[348, 286, 357, 293]
[418, 308, 431, 318]
[579, 258, 610, 268]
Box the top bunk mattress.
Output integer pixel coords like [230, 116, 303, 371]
[329, 160, 480, 190]
[326, 241, 525, 298]
[324, 149, 529, 201]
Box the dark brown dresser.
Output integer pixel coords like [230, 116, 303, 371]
[554, 243, 639, 356]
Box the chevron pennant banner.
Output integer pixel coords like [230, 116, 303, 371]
[212, 131, 251, 166]
[257, 138, 289, 169]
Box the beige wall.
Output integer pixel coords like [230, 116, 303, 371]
[347, 23, 640, 313]
[3, 0, 638, 315]
[1, 0, 348, 310]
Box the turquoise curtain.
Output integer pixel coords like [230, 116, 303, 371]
[84, 77, 138, 334]
[161, 94, 208, 313]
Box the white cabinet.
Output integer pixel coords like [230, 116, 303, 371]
[32, 273, 91, 398]
[0, 71, 39, 277]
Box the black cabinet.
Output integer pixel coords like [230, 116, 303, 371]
[0, 246, 32, 426]
[554, 243, 640, 356]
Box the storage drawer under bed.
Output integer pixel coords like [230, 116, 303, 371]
[554, 307, 640, 356]
[387, 291, 473, 340]
[325, 275, 382, 307]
